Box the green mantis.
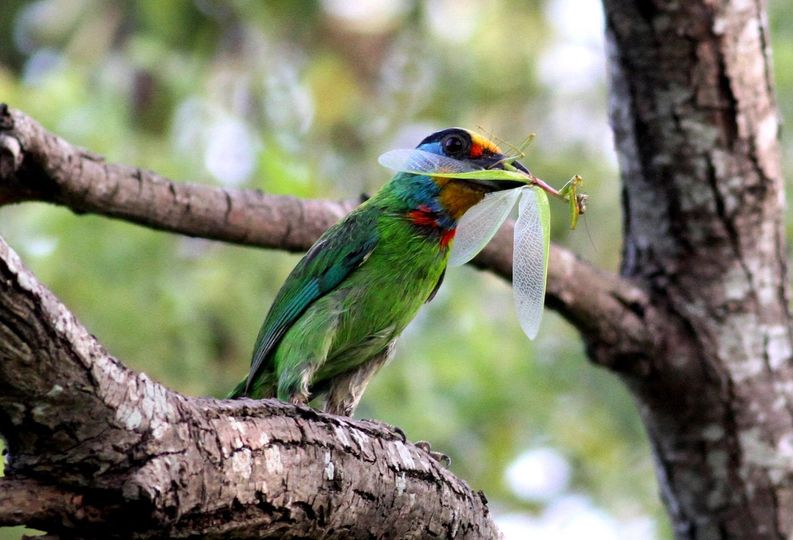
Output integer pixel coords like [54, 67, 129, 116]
[378, 142, 586, 340]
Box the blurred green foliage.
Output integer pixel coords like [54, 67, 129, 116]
[1, 1, 792, 538]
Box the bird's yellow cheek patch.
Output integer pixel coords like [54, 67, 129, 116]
[468, 133, 502, 159]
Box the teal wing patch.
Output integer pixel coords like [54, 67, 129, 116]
[245, 210, 379, 393]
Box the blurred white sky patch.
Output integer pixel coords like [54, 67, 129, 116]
[536, 0, 615, 163]
[505, 447, 571, 502]
[321, 0, 408, 33]
[538, 42, 604, 94]
[502, 448, 657, 539]
[204, 118, 260, 186]
[22, 235, 58, 258]
[497, 495, 656, 540]
[425, 0, 480, 43]
[538, 0, 605, 92]
[546, 0, 605, 48]
[172, 98, 261, 186]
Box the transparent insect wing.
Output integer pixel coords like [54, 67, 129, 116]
[378, 149, 477, 174]
[513, 187, 551, 340]
[448, 187, 524, 267]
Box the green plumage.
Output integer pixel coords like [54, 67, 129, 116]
[228, 174, 448, 415]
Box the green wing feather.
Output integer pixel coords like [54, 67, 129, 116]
[244, 209, 379, 394]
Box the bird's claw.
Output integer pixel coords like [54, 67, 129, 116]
[415, 440, 451, 467]
[362, 418, 407, 442]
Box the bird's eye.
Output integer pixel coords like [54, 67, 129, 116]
[442, 134, 468, 158]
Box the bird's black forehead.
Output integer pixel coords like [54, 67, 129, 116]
[417, 127, 471, 147]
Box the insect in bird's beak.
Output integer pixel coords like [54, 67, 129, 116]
[465, 153, 531, 191]
[482, 154, 587, 220]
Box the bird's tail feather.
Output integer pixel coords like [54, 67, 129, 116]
[226, 373, 277, 399]
[226, 378, 248, 399]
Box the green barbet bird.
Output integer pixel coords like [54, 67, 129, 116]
[229, 128, 530, 415]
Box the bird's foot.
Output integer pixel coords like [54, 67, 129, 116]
[289, 391, 310, 408]
[415, 440, 451, 467]
[361, 418, 407, 442]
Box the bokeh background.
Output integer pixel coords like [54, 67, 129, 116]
[1, 1, 791, 538]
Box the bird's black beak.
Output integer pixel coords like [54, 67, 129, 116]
[465, 153, 530, 191]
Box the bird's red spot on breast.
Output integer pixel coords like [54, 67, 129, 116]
[408, 204, 439, 227]
[440, 228, 456, 249]
[408, 205, 455, 249]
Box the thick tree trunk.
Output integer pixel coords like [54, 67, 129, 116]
[601, 0, 793, 537]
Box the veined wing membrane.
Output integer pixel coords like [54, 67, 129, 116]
[513, 187, 550, 340]
[448, 187, 524, 267]
[378, 149, 477, 174]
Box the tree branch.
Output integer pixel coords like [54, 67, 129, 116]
[0, 104, 352, 254]
[0, 104, 652, 363]
[0, 234, 497, 538]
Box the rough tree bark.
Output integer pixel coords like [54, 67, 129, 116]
[0, 0, 790, 538]
[600, 0, 793, 538]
